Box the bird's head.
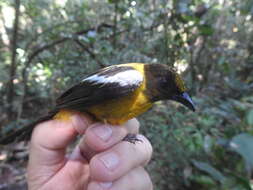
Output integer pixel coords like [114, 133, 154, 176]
[145, 64, 195, 111]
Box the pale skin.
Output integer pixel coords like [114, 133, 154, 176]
[27, 113, 153, 190]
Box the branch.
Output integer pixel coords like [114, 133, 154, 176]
[74, 40, 105, 68]
[101, 20, 162, 41]
[75, 23, 113, 35]
[25, 20, 79, 52]
[27, 23, 113, 64]
[113, 2, 118, 48]
[27, 37, 68, 64]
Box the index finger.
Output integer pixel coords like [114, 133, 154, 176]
[78, 118, 140, 159]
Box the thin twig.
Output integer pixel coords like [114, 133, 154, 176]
[74, 40, 105, 68]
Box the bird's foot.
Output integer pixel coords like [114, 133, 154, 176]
[123, 134, 142, 144]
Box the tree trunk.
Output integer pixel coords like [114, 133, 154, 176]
[163, 10, 171, 66]
[113, 2, 118, 48]
[7, 0, 20, 119]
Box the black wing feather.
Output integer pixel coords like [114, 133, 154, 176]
[55, 65, 142, 112]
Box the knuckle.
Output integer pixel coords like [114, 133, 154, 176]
[90, 155, 117, 181]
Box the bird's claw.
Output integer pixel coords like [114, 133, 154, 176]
[122, 134, 142, 144]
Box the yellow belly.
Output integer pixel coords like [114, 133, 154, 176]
[88, 88, 152, 125]
[54, 93, 152, 125]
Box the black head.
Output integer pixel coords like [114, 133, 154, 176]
[145, 64, 195, 111]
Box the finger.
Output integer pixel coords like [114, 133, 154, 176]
[78, 118, 139, 160]
[88, 167, 153, 190]
[76, 140, 96, 161]
[28, 113, 92, 171]
[124, 118, 140, 134]
[82, 118, 140, 153]
[89, 134, 153, 181]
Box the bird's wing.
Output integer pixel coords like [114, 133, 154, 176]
[55, 65, 144, 112]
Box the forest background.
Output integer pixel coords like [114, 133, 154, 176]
[0, 0, 253, 189]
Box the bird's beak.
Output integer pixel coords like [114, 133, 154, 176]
[172, 92, 195, 111]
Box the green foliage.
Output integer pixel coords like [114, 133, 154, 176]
[192, 160, 226, 184]
[230, 134, 253, 171]
[247, 110, 253, 126]
[139, 91, 253, 189]
[1, 0, 253, 189]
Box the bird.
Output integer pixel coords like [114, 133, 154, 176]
[0, 63, 195, 145]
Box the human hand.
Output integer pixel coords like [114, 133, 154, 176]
[27, 114, 153, 190]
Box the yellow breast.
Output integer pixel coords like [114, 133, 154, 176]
[88, 63, 153, 125]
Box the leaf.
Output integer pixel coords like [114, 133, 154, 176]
[246, 109, 253, 126]
[218, 56, 226, 65]
[181, 14, 200, 23]
[227, 172, 252, 190]
[198, 24, 214, 36]
[191, 175, 216, 186]
[108, 0, 118, 3]
[204, 135, 214, 153]
[217, 137, 230, 147]
[192, 160, 226, 183]
[78, 36, 89, 43]
[229, 133, 253, 170]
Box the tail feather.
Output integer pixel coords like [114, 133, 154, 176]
[0, 111, 57, 145]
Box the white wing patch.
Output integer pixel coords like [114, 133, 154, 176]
[83, 69, 143, 87]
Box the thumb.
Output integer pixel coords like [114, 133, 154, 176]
[28, 113, 92, 172]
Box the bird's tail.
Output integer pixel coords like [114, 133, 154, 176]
[0, 110, 57, 145]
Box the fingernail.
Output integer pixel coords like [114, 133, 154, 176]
[71, 114, 88, 134]
[99, 182, 113, 189]
[92, 125, 112, 142]
[99, 152, 119, 171]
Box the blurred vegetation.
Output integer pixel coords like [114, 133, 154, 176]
[0, 0, 253, 189]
